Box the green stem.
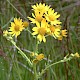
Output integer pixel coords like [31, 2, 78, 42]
[35, 40, 39, 53]
[33, 40, 39, 80]
[11, 40, 33, 67]
[38, 57, 73, 78]
[33, 64, 38, 80]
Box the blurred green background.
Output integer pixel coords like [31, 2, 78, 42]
[0, 0, 80, 80]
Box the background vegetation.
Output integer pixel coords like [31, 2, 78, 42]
[0, 0, 80, 80]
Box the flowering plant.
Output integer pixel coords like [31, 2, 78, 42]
[3, 3, 79, 80]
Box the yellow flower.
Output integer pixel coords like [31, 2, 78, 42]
[30, 52, 35, 57]
[33, 59, 39, 64]
[61, 29, 67, 37]
[71, 52, 80, 58]
[32, 3, 50, 15]
[45, 8, 61, 25]
[3, 30, 9, 37]
[58, 29, 67, 40]
[36, 54, 44, 60]
[23, 21, 29, 28]
[58, 35, 63, 40]
[74, 52, 80, 58]
[32, 18, 49, 42]
[34, 11, 43, 22]
[49, 25, 61, 39]
[28, 3, 50, 24]
[9, 18, 24, 37]
[28, 12, 43, 23]
[33, 53, 44, 64]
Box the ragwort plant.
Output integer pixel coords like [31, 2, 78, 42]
[3, 3, 80, 80]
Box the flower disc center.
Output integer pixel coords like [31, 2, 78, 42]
[38, 27, 46, 35]
[50, 26, 55, 32]
[49, 15, 54, 21]
[14, 25, 20, 31]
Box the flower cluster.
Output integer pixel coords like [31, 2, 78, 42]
[28, 3, 67, 42]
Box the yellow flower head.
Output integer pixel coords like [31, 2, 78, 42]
[45, 8, 61, 25]
[34, 12, 43, 22]
[61, 29, 67, 37]
[30, 52, 35, 57]
[3, 30, 9, 37]
[28, 3, 50, 24]
[9, 18, 24, 37]
[33, 59, 39, 64]
[58, 29, 67, 40]
[74, 52, 80, 58]
[3, 30, 13, 40]
[58, 35, 63, 40]
[32, 18, 49, 42]
[28, 12, 43, 23]
[32, 3, 50, 15]
[49, 25, 61, 39]
[33, 53, 44, 64]
[71, 52, 80, 58]
[3, 30, 9, 36]
[23, 21, 29, 28]
[36, 53, 44, 60]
